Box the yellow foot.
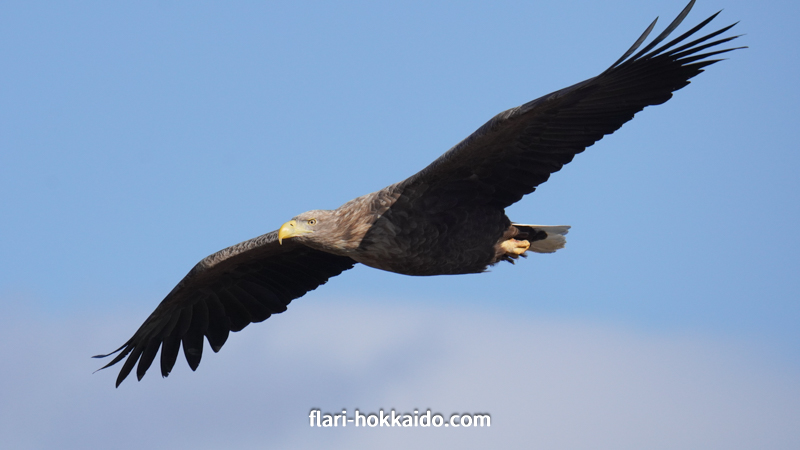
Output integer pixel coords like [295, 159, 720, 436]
[501, 239, 530, 256]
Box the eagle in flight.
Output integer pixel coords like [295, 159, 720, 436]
[96, 0, 742, 386]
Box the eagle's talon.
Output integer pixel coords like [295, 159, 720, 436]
[501, 239, 530, 256]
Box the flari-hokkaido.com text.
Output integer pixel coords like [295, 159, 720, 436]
[309, 409, 490, 428]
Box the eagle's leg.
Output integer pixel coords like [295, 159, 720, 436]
[500, 238, 530, 257]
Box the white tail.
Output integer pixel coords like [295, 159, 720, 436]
[513, 224, 571, 254]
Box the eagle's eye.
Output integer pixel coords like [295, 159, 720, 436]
[308, 219, 317, 226]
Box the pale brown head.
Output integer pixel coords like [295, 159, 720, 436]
[277, 210, 335, 245]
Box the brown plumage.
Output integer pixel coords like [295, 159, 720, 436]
[95, 0, 743, 386]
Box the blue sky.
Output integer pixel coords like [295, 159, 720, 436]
[1, 1, 798, 448]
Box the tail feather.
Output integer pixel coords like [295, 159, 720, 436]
[512, 224, 571, 254]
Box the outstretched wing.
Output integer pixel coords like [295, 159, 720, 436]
[94, 231, 356, 387]
[398, 0, 743, 209]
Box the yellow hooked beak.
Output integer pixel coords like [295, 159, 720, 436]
[277, 220, 313, 244]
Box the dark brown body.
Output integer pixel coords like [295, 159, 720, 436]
[326, 183, 543, 276]
[356, 197, 511, 275]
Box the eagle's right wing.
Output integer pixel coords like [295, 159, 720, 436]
[94, 231, 356, 387]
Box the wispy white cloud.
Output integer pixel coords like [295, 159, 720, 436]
[1, 297, 798, 449]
